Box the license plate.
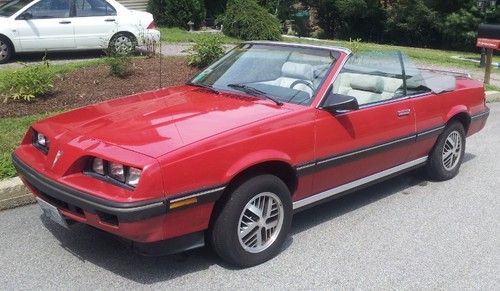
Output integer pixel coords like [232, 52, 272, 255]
[36, 197, 68, 228]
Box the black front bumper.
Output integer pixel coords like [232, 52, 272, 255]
[12, 154, 168, 222]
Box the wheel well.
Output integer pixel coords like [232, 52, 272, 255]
[448, 112, 471, 133]
[0, 34, 15, 53]
[225, 161, 298, 196]
[208, 161, 298, 234]
[110, 31, 137, 44]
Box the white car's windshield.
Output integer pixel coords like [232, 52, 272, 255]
[0, 0, 32, 16]
[190, 43, 340, 106]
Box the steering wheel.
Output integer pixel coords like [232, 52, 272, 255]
[289, 80, 314, 91]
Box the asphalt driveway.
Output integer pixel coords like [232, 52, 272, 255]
[1, 104, 499, 290]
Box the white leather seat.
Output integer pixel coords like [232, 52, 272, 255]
[333, 72, 404, 105]
[262, 62, 315, 96]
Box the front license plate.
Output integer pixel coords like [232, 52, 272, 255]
[36, 197, 68, 228]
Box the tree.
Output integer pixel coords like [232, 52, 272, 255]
[205, 0, 227, 18]
[384, 0, 441, 47]
[147, 0, 206, 29]
[223, 0, 282, 40]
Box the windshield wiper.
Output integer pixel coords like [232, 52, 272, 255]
[227, 83, 283, 106]
[187, 82, 219, 94]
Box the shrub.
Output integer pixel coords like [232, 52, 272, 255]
[147, 0, 205, 29]
[105, 52, 133, 78]
[2, 58, 54, 102]
[223, 0, 282, 41]
[187, 35, 225, 68]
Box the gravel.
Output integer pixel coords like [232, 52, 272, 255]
[0, 104, 498, 290]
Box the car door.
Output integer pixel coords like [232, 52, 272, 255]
[311, 52, 417, 195]
[16, 0, 75, 51]
[71, 0, 118, 49]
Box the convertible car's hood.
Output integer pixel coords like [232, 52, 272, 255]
[41, 86, 291, 158]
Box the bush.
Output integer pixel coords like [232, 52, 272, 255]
[147, 0, 205, 29]
[2, 58, 54, 102]
[187, 35, 225, 68]
[105, 52, 133, 78]
[223, 0, 282, 41]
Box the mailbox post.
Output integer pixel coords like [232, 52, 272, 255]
[477, 24, 500, 84]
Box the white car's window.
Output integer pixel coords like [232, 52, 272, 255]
[25, 0, 70, 18]
[0, 0, 32, 17]
[74, 0, 116, 17]
[190, 44, 339, 106]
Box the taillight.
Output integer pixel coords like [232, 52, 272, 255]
[147, 21, 156, 29]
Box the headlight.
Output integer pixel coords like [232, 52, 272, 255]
[88, 157, 142, 189]
[32, 130, 49, 154]
[37, 133, 48, 146]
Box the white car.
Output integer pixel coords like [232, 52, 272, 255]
[0, 0, 160, 63]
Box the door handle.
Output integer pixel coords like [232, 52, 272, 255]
[105, 18, 116, 22]
[397, 109, 412, 117]
[59, 21, 71, 24]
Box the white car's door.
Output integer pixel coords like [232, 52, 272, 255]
[16, 0, 75, 51]
[71, 0, 118, 49]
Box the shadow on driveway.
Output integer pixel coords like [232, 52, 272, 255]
[40, 154, 476, 284]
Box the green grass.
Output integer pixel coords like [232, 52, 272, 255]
[0, 113, 55, 179]
[159, 27, 239, 43]
[485, 83, 500, 91]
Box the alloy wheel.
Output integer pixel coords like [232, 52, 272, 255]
[238, 192, 284, 253]
[441, 130, 462, 171]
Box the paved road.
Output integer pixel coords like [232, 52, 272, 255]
[1, 104, 499, 290]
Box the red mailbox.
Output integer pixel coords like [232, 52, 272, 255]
[477, 24, 500, 84]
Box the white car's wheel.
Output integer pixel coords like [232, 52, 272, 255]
[109, 33, 137, 55]
[0, 36, 13, 64]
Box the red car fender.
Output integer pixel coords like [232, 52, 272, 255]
[224, 149, 294, 181]
[445, 104, 470, 125]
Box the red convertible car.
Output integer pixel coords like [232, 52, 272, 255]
[13, 42, 489, 267]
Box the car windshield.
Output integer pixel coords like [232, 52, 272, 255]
[0, 0, 32, 16]
[190, 43, 340, 106]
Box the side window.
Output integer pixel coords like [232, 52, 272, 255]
[25, 0, 70, 19]
[74, 0, 116, 17]
[332, 52, 406, 106]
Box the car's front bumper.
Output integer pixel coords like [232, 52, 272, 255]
[12, 153, 218, 253]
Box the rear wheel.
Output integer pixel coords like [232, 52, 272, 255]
[0, 36, 14, 64]
[210, 175, 292, 267]
[109, 33, 137, 55]
[426, 121, 466, 181]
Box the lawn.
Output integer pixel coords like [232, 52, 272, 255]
[0, 113, 55, 179]
[159, 27, 239, 43]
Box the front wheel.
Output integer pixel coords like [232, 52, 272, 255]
[210, 175, 292, 267]
[0, 36, 14, 64]
[426, 121, 466, 181]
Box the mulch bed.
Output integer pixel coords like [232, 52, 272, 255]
[1, 56, 199, 118]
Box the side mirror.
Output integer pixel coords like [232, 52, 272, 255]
[322, 93, 359, 113]
[17, 12, 33, 20]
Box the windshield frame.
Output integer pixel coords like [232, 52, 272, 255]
[188, 42, 342, 107]
[0, 0, 34, 17]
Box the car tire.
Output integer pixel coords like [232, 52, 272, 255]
[0, 36, 14, 64]
[210, 174, 293, 268]
[108, 33, 137, 55]
[426, 121, 466, 181]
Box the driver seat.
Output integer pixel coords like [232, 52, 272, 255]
[271, 62, 315, 96]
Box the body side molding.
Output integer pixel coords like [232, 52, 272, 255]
[293, 156, 428, 210]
